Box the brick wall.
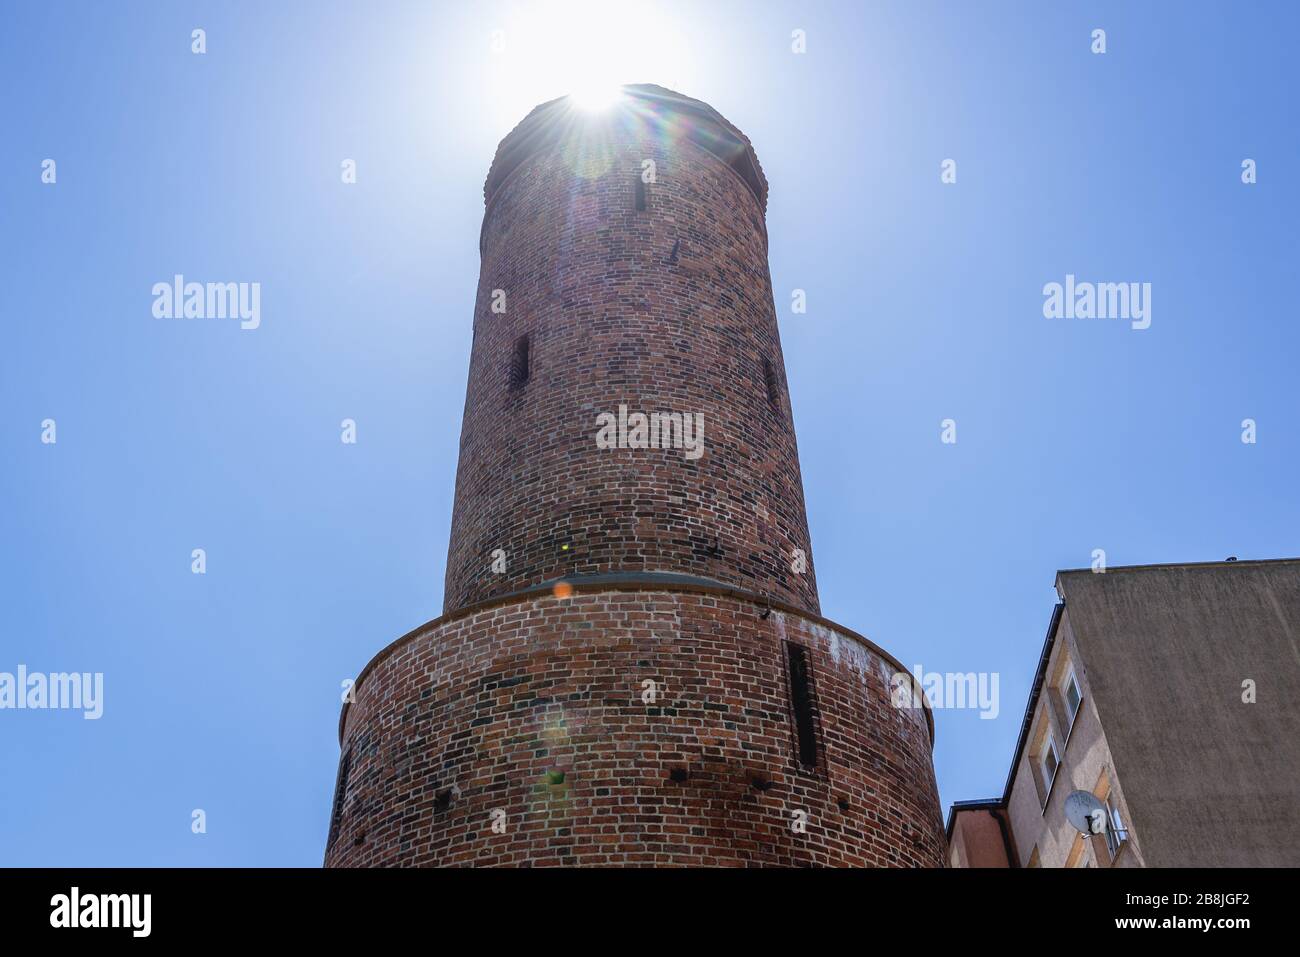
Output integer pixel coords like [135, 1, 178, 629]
[325, 586, 946, 867]
[326, 88, 946, 867]
[443, 89, 820, 615]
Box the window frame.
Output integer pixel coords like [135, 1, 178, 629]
[1039, 731, 1061, 804]
[1062, 664, 1083, 730]
[1105, 792, 1128, 859]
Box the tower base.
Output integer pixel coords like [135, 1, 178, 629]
[325, 576, 945, 867]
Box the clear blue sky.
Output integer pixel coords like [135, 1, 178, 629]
[2, 1, 1296, 866]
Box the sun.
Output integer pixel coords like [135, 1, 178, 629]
[483, 0, 694, 129]
[570, 82, 623, 112]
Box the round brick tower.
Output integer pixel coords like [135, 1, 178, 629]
[325, 85, 945, 867]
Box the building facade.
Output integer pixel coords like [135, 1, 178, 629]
[949, 558, 1300, 868]
[324, 86, 946, 867]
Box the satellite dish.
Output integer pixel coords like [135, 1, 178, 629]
[1064, 790, 1107, 836]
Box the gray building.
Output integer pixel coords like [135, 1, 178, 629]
[949, 558, 1300, 868]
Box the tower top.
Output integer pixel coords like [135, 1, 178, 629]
[446, 82, 818, 615]
[483, 83, 768, 213]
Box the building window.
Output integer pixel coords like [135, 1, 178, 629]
[1040, 732, 1060, 798]
[509, 334, 530, 388]
[1105, 793, 1129, 859]
[784, 642, 820, 769]
[327, 748, 352, 850]
[634, 176, 647, 211]
[763, 357, 781, 411]
[1063, 665, 1082, 729]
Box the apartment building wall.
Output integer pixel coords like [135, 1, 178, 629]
[950, 558, 1300, 868]
[1004, 605, 1143, 868]
[1057, 560, 1300, 867]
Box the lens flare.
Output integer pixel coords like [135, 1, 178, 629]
[570, 82, 622, 112]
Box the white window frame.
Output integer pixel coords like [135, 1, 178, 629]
[1039, 732, 1060, 800]
[1105, 793, 1129, 859]
[1063, 665, 1083, 730]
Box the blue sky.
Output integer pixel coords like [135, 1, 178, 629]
[1, 1, 1296, 866]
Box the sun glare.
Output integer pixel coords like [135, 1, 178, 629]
[484, 0, 694, 129]
[570, 82, 623, 112]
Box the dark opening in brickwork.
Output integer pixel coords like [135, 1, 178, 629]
[510, 335, 530, 388]
[327, 748, 351, 850]
[785, 642, 820, 769]
[764, 357, 781, 411]
[635, 176, 646, 211]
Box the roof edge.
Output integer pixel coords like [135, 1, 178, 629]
[481, 83, 768, 212]
[945, 799, 1005, 843]
[1056, 555, 1300, 578]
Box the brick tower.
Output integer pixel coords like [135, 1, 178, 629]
[325, 85, 945, 867]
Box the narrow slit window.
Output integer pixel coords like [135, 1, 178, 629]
[510, 334, 530, 388]
[327, 748, 352, 850]
[785, 642, 820, 769]
[763, 357, 781, 411]
[635, 176, 647, 211]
